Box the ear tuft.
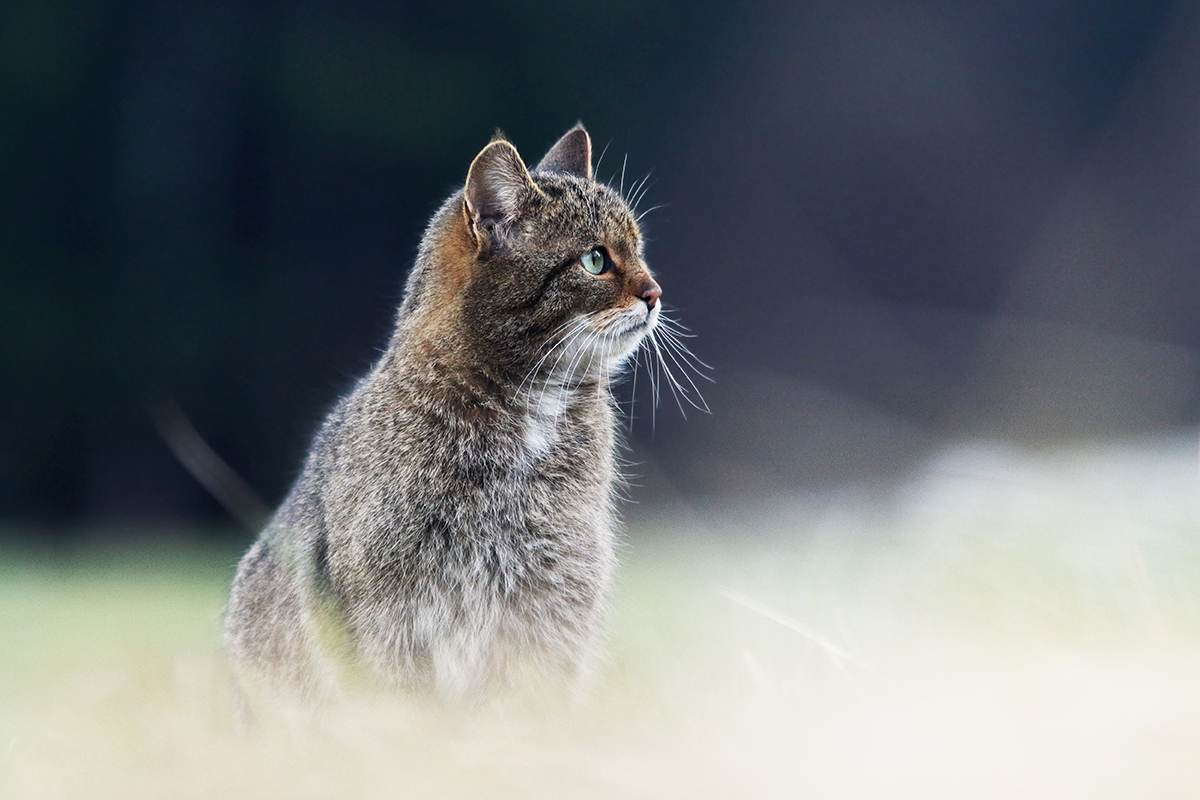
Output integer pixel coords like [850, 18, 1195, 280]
[533, 123, 592, 180]
[465, 140, 536, 227]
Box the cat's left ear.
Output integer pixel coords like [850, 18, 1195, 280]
[464, 138, 538, 249]
[534, 123, 592, 180]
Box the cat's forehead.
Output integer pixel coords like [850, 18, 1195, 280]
[532, 173, 641, 244]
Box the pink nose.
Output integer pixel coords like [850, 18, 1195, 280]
[640, 278, 662, 309]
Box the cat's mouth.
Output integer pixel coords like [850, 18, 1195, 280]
[531, 305, 658, 387]
[615, 301, 659, 334]
[598, 303, 659, 360]
[600, 307, 656, 346]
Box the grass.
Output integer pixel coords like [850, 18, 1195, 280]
[4, 434, 1200, 798]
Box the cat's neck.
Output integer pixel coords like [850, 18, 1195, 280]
[393, 197, 475, 341]
[382, 332, 605, 417]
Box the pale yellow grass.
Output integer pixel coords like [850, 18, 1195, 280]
[4, 434, 1200, 799]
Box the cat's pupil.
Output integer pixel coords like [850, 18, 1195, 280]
[581, 249, 606, 275]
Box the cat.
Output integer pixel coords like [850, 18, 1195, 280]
[225, 124, 670, 713]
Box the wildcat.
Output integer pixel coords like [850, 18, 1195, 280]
[225, 125, 665, 712]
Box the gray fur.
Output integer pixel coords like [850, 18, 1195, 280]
[225, 126, 662, 712]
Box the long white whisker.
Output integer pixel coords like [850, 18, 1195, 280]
[636, 204, 666, 223]
[655, 325, 716, 378]
[594, 139, 613, 176]
[544, 323, 598, 391]
[554, 321, 604, 400]
[656, 313, 715, 374]
[649, 328, 705, 417]
[639, 335, 661, 433]
[599, 327, 616, 404]
[651, 329, 664, 432]
[627, 172, 654, 211]
[526, 319, 599, 426]
[525, 317, 590, 380]
[646, 329, 681, 418]
[552, 322, 607, 421]
[656, 331, 712, 413]
[517, 315, 595, 398]
[536, 328, 592, 437]
[656, 326, 712, 409]
[626, 171, 646, 200]
[627, 341, 641, 434]
[635, 179, 656, 212]
[655, 313, 697, 334]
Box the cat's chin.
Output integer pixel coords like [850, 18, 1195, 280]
[614, 302, 659, 335]
[601, 307, 656, 353]
[607, 322, 657, 364]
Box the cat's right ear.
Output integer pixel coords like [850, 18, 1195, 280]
[464, 140, 537, 252]
[534, 124, 592, 180]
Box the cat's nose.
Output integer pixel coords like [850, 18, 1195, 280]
[638, 278, 662, 309]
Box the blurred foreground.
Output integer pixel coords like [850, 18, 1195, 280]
[4, 433, 1199, 799]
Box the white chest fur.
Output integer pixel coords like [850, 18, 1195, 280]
[521, 390, 569, 462]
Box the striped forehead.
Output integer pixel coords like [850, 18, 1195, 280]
[534, 176, 641, 244]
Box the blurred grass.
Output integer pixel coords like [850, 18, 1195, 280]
[4, 436, 1200, 798]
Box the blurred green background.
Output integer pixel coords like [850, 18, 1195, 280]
[3, 0, 1198, 537]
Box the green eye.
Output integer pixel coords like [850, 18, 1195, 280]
[580, 249, 606, 275]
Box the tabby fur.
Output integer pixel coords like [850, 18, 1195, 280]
[225, 125, 662, 712]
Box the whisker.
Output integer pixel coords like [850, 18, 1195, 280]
[525, 323, 597, 422]
[524, 303, 710, 440]
[660, 327, 713, 401]
[655, 325, 716, 378]
[599, 328, 617, 404]
[626, 343, 640, 435]
[650, 325, 712, 416]
[634, 180, 656, 214]
[656, 313, 715, 374]
[655, 330, 712, 413]
[569, 324, 612, 416]
[517, 315, 595, 398]
[655, 312, 697, 334]
[636, 204, 666, 223]
[627, 171, 654, 211]
[625, 329, 658, 434]
[594, 138, 613, 176]
[546, 324, 597, 386]
[650, 329, 664, 432]
[642, 337, 662, 434]
[646, 329, 690, 419]
[555, 323, 605, 393]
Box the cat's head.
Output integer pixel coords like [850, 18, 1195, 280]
[409, 125, 661, 391]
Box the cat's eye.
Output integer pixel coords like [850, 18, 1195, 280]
[580, 249, 608, 275]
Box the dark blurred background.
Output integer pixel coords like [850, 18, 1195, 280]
[4, 0, 1199, 538]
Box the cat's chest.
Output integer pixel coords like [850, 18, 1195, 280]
[520, 392, 570, 462]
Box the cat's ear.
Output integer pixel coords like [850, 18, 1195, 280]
[464, 138, 537, 237]
[533, 123, 592, 180]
